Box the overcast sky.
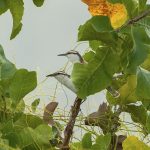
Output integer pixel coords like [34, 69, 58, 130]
[0, 0, 149, 115]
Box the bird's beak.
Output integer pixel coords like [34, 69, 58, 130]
[57, 53, 67, 56]
[46, 72, 57, 77]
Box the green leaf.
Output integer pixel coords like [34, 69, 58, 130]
[71, 142, 83, 150]
[31, 98, 40, 112]
[9, 69, 37, 106]
[33, 0, 45, 7]
[89, 40, 102, 51]
[0, 45, 16, 79]
[83, 51, 95, 63]
[122, 0, 138, 18]
[122, 136, 150, 150]
[0, 0, 8, 15]
[107, 75, 137, 105]
[82, 133, 92, 149]
[6, 0, 24, 39]
[107, 0, 122, 3]
[19, 125, 52, 149]
[146, 115, 150, 133]
[138, 0, 147, 12]
[127, 26, 150, 73]
[91, 134, 111, 150]
[78, 16, 117, 47]
[136, 68, 150, 99]
[72, 46, 120, 99]
[124, 105, 147, 125]
[14, 114, 44, 130]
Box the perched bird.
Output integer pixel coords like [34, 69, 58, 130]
[58, 50, 84, 64]
[46, 71, 77, 93]
[58, 50, 120, 98]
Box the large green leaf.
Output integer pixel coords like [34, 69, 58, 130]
[9, 69, 37, 106]
[82, 133, 92, 149]
[127, 26, 150, 73]
[72, 46, 120, 99]
[33, 0, 45, 7]
[136, 68, 150, 99]
[6, 0, 24, 39]
[78, 16, 117, 47]
[91, 134, 111, 150]
[0, 0, 8, 15]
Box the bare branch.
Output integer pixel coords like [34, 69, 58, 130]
[61, 97, 82, 150]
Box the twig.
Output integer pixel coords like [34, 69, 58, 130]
[116, 9, 150, 32]
[61, 97, 82, 150]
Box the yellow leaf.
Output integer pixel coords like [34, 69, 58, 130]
[82, 0, 127, 28]
[122, 136, 150, 150]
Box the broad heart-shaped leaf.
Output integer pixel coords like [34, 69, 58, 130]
[0, 0, 8, 15]
[136, 68, 150, 99]
[91, 134, 111, 150]
[127, 26, 150, 73]
[9, 69, 37, 106]
[78, 16, 117, 47]
[6, 0, 24, 39]
[71, 46, 120, 99]
[124, 104, 148, 126]
[33, 0, 45, 7]
[122, 136, 150, 150]
[82, 133, 92, 149]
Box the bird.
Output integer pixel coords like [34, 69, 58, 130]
[58, 50, 120, 98]
[58, 50, 84, 64]
[46, 71, 77, 93]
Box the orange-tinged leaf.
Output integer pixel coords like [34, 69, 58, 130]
[109, 3, 127, 28]
[82, 0, 127, 28]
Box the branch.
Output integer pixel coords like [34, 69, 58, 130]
[61, 97, 82, 150]
[116, 9, 150, 32]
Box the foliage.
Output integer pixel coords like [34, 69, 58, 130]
[0, 0, 45, 39]
[0, 0, 150, 149]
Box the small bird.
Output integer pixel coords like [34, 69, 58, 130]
[58, 50, 120, 98]
[46, 71, 77, 93]
[58, 50, 84, 64]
